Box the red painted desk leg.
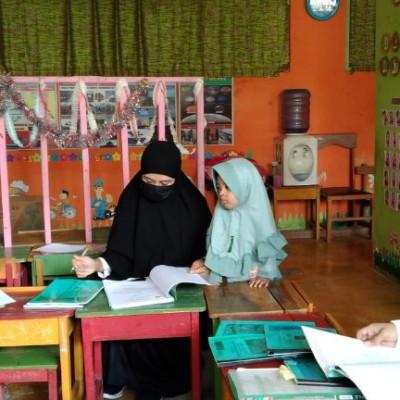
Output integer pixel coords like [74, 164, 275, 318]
[81, 323, 96, 400]
[191, 312, 201, 400]
[94, 340, 103, 399]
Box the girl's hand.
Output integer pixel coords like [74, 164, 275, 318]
[189, 258, 210, 276]
[71, 256, 103, 278]
[249, 276, 270, 288]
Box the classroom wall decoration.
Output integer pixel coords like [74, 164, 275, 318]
[0, 75, 206, 247]
[374, 2, 400, 279]
[0, 75, 151, 149]
[1, 74, 233, 151]
[180, 78, 233, 146]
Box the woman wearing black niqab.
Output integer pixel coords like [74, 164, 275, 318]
[72, 140, 212, 400]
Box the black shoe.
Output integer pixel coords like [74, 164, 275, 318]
[103, 384, 125, 399]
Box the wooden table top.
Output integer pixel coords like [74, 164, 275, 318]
[203, 278, 312, 319]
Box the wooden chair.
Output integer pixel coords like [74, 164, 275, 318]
[31, 253, 76, 286]
[0, 257, 28, 287]
[314, 133, 374, 242]
[0, 346, 60, 400]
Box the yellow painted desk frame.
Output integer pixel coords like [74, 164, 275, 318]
[0, 287, 84, 400]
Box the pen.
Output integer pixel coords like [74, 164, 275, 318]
[81, 244, 91, 257]
[71, 245, 91, 272]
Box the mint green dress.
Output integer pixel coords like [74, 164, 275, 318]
[205, 158, 287, 283]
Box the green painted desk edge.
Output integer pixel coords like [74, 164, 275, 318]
[0, 246, 33, 263]
[75, 284, 206, 317]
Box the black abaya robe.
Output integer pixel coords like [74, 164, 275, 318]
[101, 141, 212, 397]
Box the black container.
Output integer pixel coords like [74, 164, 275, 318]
[282, 89, 310, 134]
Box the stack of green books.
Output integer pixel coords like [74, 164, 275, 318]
[208, 320, 335, 367]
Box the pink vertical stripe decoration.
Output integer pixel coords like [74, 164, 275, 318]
[40, 120, 52, 244]
[39, 82, 52, 244]
[0, 116, 12, 247]
[156, 81, 166, 140]
[79, 85, 92, 244]
[195, 81, 205, 194]
[120, 86, 130, 187]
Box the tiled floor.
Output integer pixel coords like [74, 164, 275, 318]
[4, 231, 400, 399]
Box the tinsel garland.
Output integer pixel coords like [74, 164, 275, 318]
[0, 73, 150, 149]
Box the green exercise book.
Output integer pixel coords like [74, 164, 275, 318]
[227, 367, 366, 400]
[283, 356, 355, 387]
[209, 321, 319, 367]
[24, 278, 103, 309]
[216, 320, 315, 337]
[264, 323, 336, 352]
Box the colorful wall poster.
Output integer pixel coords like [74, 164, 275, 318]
[180, 77, 233, 145]
[128, 82, 177, 146]
[59, 83, 117, 148]
[7, 82, 58, 150]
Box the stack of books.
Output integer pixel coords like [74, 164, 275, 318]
[225, 323, 400, 399]
[208, 320, 333, 367]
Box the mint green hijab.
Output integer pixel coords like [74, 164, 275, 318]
[205, 158, 287, 282]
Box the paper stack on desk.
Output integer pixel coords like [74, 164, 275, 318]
[302, 326, 400, 400]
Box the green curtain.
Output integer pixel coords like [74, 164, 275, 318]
[0, 0, 289, 78]
[348, 0, 376, 72]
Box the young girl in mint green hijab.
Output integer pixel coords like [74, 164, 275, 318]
[190, 157, 287, 287]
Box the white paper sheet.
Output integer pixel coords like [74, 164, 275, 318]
[35, 243, 87, 254]
[0, 289, 16, 306]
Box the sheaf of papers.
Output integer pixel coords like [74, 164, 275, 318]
[302, 326, 400, 400]
[35, 243, 87, 254]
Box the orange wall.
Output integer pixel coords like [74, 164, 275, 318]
[202, 0, 375, 209]
[4, 0, 375, 231]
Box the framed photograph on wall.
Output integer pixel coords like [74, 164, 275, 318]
[58, 83, 117, 148]
[127, 82, 177, 147]
[179, 77, 233, 145]
[6, 82, 58, 150]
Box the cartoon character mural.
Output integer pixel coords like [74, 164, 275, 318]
[91, 178, 114, 220]
[9, 180, 29, 196]
[50, 189, 77, 220]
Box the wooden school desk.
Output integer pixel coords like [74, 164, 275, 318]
[204, 278, 313, 330]
[266, 184, 320, 240]
[0, 286, 84, 400]
[75, 285, 206, 400]
[203, 278, 313, 399]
